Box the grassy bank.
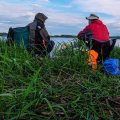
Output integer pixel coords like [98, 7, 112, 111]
[0, 39, 120, 120]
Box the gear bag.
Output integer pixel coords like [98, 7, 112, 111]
[103, 58, 120, 76]
[7, 26, 29, 48]
[87, 50, 98, 70]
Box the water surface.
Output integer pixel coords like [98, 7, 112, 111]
[0, 36, 120, 47]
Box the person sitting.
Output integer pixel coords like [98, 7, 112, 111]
[77, 14, 115, 62]
[28, 13, 55, 56]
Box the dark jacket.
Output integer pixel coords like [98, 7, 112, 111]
[77, 19, 109, 41]
[28, 13, 50, 49]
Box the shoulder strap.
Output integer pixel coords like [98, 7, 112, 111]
[35, 22, 47, 48]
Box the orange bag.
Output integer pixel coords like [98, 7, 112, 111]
[87, 50, 98, 70]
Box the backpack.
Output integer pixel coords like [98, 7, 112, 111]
[7, 26, 29, 48]
[87, 50, 98, 70]
[103, 58, 120, 76]
[7, 22, 50, 56]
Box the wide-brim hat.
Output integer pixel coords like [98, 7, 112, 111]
[86, 14, 99, 20]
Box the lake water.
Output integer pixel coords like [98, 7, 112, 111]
[51, 37, 120, 47]
[115, 39, 120, 47]
[0, 36, 120, 47]
[51, 37, 75, 47]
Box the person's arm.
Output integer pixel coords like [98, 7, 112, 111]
[77, 25, 91, 39]
[40, 27, 50, 46]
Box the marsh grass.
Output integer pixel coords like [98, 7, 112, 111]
[0, 39, 120, 120]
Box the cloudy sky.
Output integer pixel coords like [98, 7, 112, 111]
[0, 0, 120, 36]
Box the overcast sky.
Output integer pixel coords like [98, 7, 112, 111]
[0, 0, 120, 36]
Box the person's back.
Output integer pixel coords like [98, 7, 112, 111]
[77, 14, 114, 63]
[77, 14, 109, 41]
[28, 13, 54, 56]
[86, 19, 109, 40]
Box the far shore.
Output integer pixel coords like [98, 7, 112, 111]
[0, 33, 120, 39]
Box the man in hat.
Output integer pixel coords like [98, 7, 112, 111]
[28, 13, 55, 56]
[77, 14, 113, 65]
[77, 14, 109, 41]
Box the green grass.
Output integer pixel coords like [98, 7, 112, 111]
[0, 39, 120, 120]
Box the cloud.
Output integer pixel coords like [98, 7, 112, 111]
[73, 0, 120, 17]
[0, 0, 81, 28]
[72, 0, 120, 35]
[0, 0, 120, 35]
[38, 0, 49, 2]
[0, 1, 34, 31]
[29, 2, 85, 26]
[0, 2, 31, 17]
[47, 12, 84, 26]
[59, 5, 72, 9]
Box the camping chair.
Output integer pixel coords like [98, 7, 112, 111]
[7, 27, 55, 57]
[91, 39, 116, 62]
[78, 31, 117, 63]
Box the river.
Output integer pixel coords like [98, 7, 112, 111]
[0, 36, 120, 47]
[51, 37, 120, 47]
